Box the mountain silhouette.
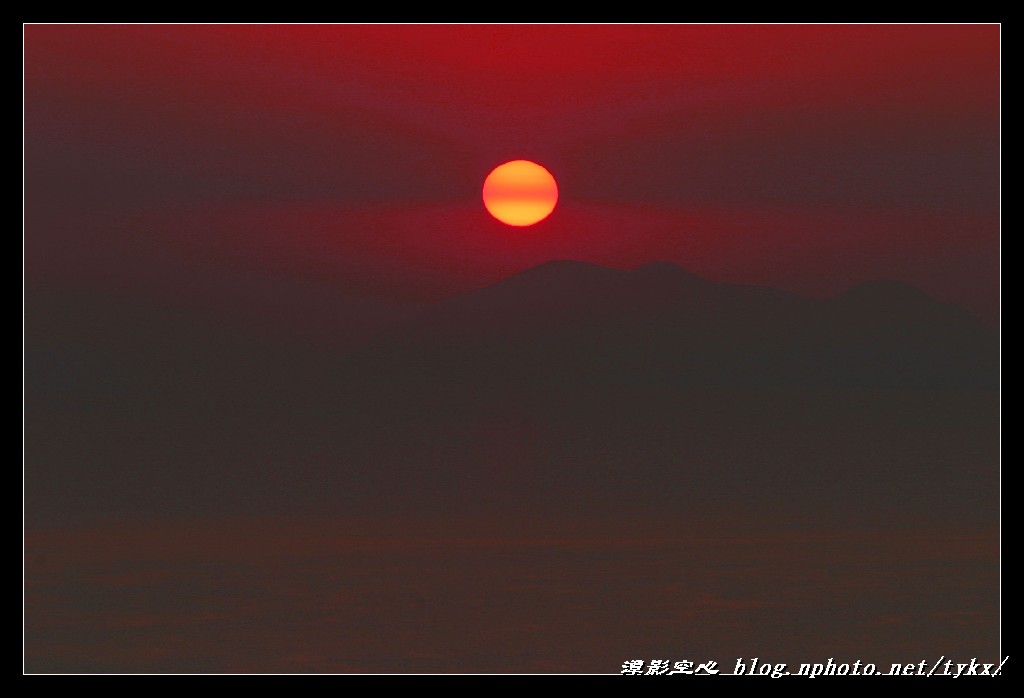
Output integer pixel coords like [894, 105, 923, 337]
[348, 260, 997, 389]
[25, 260, 998, 526]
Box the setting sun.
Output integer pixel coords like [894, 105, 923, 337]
[482, 160, 558, 226]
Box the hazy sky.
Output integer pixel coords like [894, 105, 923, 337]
[25, 24, 1000, 329]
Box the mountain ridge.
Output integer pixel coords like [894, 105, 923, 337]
[348, 260, 997, 389]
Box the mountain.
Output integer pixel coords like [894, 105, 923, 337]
[25, 260, 999, 525]
[347, 260, 997, 389]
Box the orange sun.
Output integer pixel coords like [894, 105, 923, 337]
[482, 160, 558, 226]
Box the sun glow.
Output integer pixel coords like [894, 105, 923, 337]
[483, 160, 558, 226]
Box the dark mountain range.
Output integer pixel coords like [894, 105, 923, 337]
[24, 260, 999, 526]
[348, 260, 997, 389]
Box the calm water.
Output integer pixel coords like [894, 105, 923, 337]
[24, 520, 1000, 673]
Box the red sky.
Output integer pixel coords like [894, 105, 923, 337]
[25, 24, 1000, 336]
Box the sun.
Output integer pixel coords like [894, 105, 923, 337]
[483, 160, 558, 226]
